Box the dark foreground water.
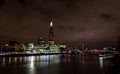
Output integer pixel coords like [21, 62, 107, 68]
[0, 54, 119, 74]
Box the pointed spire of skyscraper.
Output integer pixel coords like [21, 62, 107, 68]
[50, 21, 53, 27]
[49, 21, 54, 42]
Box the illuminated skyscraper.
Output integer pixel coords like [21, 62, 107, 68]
[47, 21, 60, 52]
[48, 21, 55, 44]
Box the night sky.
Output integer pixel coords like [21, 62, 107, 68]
[0, 0, 120, 46]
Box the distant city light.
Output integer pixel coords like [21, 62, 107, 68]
[5, 44, 9, 46]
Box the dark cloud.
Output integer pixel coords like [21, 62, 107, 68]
[0, 0, 4, 6]
[58, 0, 79, 8]
[116, 26, 120, 34]
[17, 0, 27, 5]
[57, 25, 76, 31]
[100, 14, 115, 20]
[56, 21, 87, 32]
[0, 0, 120, 46]
[17, 0, 36, 6]
[78, 27, 86, 32]
[34, 6, 59, 19]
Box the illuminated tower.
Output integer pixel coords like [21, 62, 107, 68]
[48, 21, 55, 44]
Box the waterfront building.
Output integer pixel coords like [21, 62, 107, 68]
[23, 43, 34, 51]
[29, 21, 67, 53]
[6, 41, 24, 52]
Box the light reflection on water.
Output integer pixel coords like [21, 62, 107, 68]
[0, 55, 114, 74]
[99, 57, 104, 68]
[0, 55, 61, 67]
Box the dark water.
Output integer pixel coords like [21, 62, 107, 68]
[0, 54, 118, 74]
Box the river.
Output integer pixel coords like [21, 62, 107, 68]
[0, 54, 118, 74]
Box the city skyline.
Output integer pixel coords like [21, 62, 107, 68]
[0, 0, 120, 46]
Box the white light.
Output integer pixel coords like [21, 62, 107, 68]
[5, 44, 9, 46]
[50, 21, 53, 27]
[99, 57, 103, 68]
[30, 56, 35, 68]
